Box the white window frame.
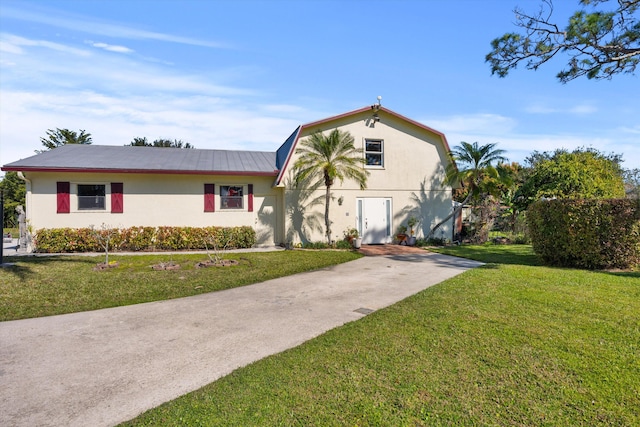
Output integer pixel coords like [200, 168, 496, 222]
[365, 139, 384, 168]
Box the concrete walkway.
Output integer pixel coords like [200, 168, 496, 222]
[0, 250, 482, 427]
[1, 237, 19, 259]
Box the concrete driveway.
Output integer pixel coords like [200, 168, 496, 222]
[0, 249, 482, 427]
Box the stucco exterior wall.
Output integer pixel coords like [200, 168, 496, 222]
[10, 107, 455, 248]
[22, 171, 282, 246]
[281, 109, 455, 244]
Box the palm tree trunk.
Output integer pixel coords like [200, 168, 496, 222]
[324, 185, 332, 244]
[426, 192, 472, 241]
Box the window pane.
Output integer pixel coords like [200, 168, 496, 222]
[78, 185, 105, 197]
[221, 185, 243, 209]
[366, 153, 383, 166]
[78, 185, 105, 210]
[366, 141, 382, 152]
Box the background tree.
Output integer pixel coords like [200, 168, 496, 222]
[39, 128, 92, 152]
[514, 147, 626, 209]
[129, 137, 152, 147]
[622, 168, 640, 198]
[0, 172, 27, 229]
[487, 0, 640, 82]
[427, 141, 508, 242]
[487, 162, 527, 234]
[128, 137, 194, 148]
[293, 129, 369, 245]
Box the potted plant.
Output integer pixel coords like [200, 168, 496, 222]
[345, 228, 362, 249]
[407, 216, 419, 246]
[396, 225, 408, 245]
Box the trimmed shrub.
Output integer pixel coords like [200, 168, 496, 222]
[335, 240, 353, 250]
[301, 241, 331, 249]
[424, 237, 448, 246]
[34, 228, 101, 253]
[33, 225, 256, 253]
[527, 199, 640, 270]
[118, 226, 156, 251]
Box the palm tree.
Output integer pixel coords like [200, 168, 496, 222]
[427, 141, 508, 240]
[293, 129, 369, 245]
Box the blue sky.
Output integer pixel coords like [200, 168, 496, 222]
[1, 0, 638, 173]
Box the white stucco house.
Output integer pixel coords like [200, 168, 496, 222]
[2, 105, 458, 247]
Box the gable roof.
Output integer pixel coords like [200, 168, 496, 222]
[2, 144, 279, 176]
[273, 105, 454, 185]
[2, 106, 454, 182]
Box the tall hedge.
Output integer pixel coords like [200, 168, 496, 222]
[527, 199, 640, 270]
[34, 226, 256, 253]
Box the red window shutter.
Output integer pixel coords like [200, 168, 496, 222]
[248, 184, 254, 212]
[204, 184, 215, 212]
[111, 183, 123, 213]
[56, 181, 70, 213]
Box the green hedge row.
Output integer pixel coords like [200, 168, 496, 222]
[34, 226, 256, 253]
[527, 199, 640, 270]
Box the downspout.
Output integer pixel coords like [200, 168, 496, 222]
[17, 171, 31, 213]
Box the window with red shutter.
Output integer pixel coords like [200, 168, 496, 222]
[77, 185, 106, 210]
[56, 182, 70, 213]
[248, 184, 254, 212]
[220, 185, 243, 209]
[204, 184, 215, 212]
[111, 183, 123, 213]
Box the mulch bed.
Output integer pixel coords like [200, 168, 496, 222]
[195, 259, 239, 268]
[152, 262, 181, 271]
[93, 261, 120, 271]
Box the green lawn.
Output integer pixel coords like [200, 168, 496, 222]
[3, 245, 638, 425]
[0, 250, 361, 321]
[121, 245, 640, 426]
[429, 243, 544, 266]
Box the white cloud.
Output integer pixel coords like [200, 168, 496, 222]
[407, 112, 638, 168]
[87, 41, 134, 54]
[424, 113, 517, 137]
[616, 125, 640, 135]
[0, 33, 91, 56]
[0, 88, 313, 168]
[2, 5, 230, 48]
[524, 102, 597, 115]
[0, 34, 250, 96]
[0, 20, 300, 169]
[569, 104, 598, 114]
[524, 105, 556, 114]
[262, 104, 308, 114]
[441, 127, 639, 168]
[0, 39, 23, 54]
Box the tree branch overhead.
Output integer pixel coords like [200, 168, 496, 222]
[487, 0, 639, 82]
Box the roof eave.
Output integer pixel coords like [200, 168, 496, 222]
[1, 166, 279, 177]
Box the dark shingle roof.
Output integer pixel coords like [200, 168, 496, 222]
[2, 145, 278, 176]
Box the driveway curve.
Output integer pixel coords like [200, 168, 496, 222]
[0, 249, 482, 427]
